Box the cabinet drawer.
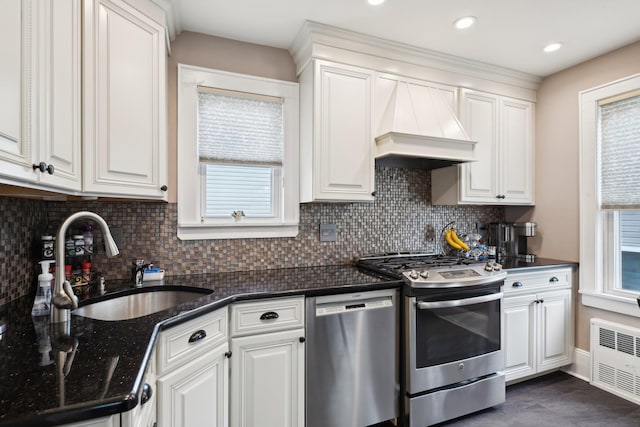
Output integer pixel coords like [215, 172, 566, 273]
[157, 307, 228, 375]
[504, 267, 572, 295]
[231, 296, 304, 337]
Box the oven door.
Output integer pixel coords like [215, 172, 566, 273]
[406, 284, 504, 394]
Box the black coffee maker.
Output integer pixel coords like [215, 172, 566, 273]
[487, 222, 537, 262]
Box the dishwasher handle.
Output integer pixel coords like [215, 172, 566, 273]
[314, 291, 395, 317]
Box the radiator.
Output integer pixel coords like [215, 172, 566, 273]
[590, 318, 640, 404]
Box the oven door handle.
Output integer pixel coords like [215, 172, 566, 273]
[416, 292, 503, 310]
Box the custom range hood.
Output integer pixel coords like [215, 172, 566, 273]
[375, 81, 477, 169]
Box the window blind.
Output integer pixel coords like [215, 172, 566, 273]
[600, 94, 640, 209]
[204, 164, 274, 217]
[620, 211, 640, 248]
[197, 88, 284, 166]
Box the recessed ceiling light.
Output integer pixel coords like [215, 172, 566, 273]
[453, 16, 477, 30]
[543, 42, 563, 53]
[368, 0, 385, 5]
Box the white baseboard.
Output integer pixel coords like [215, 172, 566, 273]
[561, 348, 591, 382]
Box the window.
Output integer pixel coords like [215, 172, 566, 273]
[177, 64, 299, 240]
[580, 73, 640, 316]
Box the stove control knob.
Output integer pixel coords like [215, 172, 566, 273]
[419, 270, 429, 279]
[484, 262, 494, 272]
[492, 263, 502, 271]
[409, 270, 419, 280]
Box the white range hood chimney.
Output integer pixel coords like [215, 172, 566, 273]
[375, 81, 477, 169]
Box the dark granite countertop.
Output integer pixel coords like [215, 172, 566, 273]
[497, 257, 578, 272]
[0, 265, 399, 427]
[0, 259, 576, 426]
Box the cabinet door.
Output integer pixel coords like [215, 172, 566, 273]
[83, 0, 167, 199]
[157, 343, 229, 427]
[537, 289, 573, 371]
[0, 0, 36, 182]
[500, 97, 534, 204]
[312, 60, 374, 201]
[458, 89, 500, 203]
[503, 294, 537, 382]
[37, 0, 82, 191]
[59, 416, 120, 427]
[230, 329, 305, 427]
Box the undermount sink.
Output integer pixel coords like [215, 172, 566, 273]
[72, 287, 213, 321]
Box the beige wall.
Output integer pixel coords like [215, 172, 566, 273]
[506, 40, 640, 351]
[166, 31, 297, 203]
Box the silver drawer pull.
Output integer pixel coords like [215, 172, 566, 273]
[188, 329, 207, 343]
[549, 276, 559, 283]
[417, 292, 503, 310]
[260, 311, 279, 321]
[512, 282, 524, 288]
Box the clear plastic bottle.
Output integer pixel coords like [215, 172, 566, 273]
[83, 225, 94, 254]
[32, 260, 53, 317]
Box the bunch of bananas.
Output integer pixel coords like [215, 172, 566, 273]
[445, 228, 470, 251]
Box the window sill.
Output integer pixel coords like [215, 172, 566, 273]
[580, 290, 640, 318]
[177, 223, 299, 240]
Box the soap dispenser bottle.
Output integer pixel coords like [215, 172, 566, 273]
[32, 260, 53, 317]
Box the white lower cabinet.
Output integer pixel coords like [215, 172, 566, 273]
[59, 416, 120, 427]
[156, 307, 229, 427]
[157, 342, 229, 427]
[503, 267, 573, 382]
[230, 297, 305, 427]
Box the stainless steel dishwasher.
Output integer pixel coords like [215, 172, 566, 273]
[306, 288, 398, 427]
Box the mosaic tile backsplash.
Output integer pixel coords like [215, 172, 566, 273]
[0, 167, 504, 306]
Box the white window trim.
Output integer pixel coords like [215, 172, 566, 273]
[177, 64, 299, 240]
[579, 72, 640, 317]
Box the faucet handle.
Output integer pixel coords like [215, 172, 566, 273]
[52, 280, 78, 310]
[63, 281, 79, 309]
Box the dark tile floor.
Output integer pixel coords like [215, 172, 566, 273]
[438, 372, 640, 426]
[372, 372, 640, 427]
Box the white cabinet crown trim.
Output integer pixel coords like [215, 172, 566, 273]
[290, 21, 541, 97]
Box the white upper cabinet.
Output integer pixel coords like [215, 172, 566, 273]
[38, 0, 83, 191]
[432, 89, 534, 205]
[83, 0, 168, 199]
[0, 0, 81, 191]
[0, 0, 33, 181]
[299, 60, 375, 202]
[0, 0, 167, 199]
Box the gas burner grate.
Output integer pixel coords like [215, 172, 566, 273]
[356, 253, 479, 278]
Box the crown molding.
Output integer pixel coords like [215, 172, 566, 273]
[150, 0, 181, 41]
[290, 21, 542, 92]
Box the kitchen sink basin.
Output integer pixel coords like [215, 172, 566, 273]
[72, 287, 213, 321]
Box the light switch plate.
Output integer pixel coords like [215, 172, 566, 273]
[319, 224, 337, 242]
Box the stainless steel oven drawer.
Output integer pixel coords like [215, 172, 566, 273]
[407, 373, 505, 427]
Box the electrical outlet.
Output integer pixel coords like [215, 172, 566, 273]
[319, 224, 337, 242]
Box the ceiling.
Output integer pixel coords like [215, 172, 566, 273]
[162, 0, 640, 77]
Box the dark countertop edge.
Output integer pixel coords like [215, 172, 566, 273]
[3, 259, 576, 426]
[1, 398, 135, 427]
[158, 279, 401, 330]
[500, 258, 578, 272]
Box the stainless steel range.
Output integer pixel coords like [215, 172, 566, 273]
[357, 253, 507, 427]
